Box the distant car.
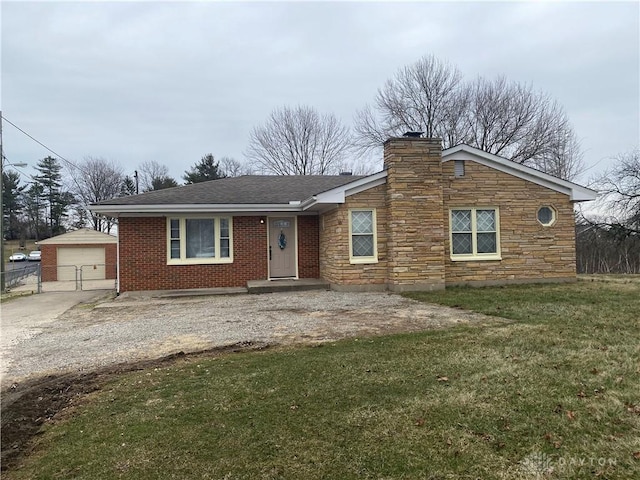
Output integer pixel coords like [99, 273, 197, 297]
[9, 252, 27, 262]
[27, 251, 41, 261]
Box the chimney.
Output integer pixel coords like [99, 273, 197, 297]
[384, 136, 445, 291]
[339, 171, 352, 176]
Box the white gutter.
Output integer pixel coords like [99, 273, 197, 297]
[89, 203, 306, 217]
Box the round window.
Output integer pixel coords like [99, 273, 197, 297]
[537, 206, 555, 226]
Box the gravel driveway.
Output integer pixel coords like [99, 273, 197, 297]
[2, 290, 497, 386]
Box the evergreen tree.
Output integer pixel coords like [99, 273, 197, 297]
[151, 176, 179, 190]
[34, 156, 71, 238]
[183, 154, 226, 184]
[2, 171, 25, 240]
[120, 175, 137, 196]
[23, 183, 45, 241]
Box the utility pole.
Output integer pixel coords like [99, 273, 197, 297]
[134, 170, 139, 194]
[1, 109, 5, 292]
[0, 111, 28, 292]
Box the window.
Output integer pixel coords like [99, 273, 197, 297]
[349, 209, 378, 264]
[167, 217, 233, 264]
[537, 206, 556, 226]
[450, 208, 501, 260]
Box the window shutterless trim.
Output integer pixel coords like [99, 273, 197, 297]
[348, 208, 378, 264]
[166, 216, 234, 265]
[449, 207, 501, 261]
[537, 205, 557, 227]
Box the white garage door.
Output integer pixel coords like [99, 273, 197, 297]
[57, 247, 106, 281]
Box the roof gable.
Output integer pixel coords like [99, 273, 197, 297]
[442, 144, 597, 202]
[38, 228, 117, 245]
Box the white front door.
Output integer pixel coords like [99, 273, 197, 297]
[269, 217, 296, 278]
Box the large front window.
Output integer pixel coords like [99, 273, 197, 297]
[450, 208, 500, 260]
[167, 217, 232, 264]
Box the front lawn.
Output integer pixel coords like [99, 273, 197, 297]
[5, 281, 639, 479]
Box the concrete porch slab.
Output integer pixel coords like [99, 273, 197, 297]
[247, 278, 330, 294]
[118, 287, 248, 300]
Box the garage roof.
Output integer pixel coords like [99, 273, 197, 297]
[38, 228, 117, 245]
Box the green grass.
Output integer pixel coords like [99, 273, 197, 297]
[7, 281, 640, 479]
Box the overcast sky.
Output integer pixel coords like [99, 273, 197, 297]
[2, 0, 638, 186]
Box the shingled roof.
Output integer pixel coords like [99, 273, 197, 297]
[94, 175, 367, 206]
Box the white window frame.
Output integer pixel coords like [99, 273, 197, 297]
[349, 208, 378, 264]
[537, 206, 557, 227]
[166, 216, 233, 265]
[449, 207, 501, 261]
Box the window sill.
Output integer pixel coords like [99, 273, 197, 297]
[349, 257, 379, 265]
[167, 258, 234, 266]
[450, 255, 502, 262]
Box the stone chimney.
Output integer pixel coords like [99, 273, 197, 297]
[384, 136, 445, 291]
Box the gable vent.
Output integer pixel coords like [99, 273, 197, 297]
[454, 160, 465, 177]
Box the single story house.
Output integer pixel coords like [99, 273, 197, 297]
[38, 228, 117, 282]
[90, 136, 597, 293]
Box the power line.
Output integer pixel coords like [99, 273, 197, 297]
[0, 114, 83, 172]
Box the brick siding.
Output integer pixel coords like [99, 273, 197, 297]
[118, 216, 268, 292]
[297, 215, 320, 279]
[40, 243, 117, 282]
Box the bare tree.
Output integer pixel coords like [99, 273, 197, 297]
[245, 106, 352, 175]
[588, 149, 640, 234]
[219, 156, 253, 177]
[576, 149, 640, 273]
[355, 55, 464, 151]
[535, 128, 585, 181]
[355, 55, 583, 180]
[68, 157, 123, 233]
[138, 160, 177, 192]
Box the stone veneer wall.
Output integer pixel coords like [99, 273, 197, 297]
[319, 184, 388, 290]
[442, 160, 577, 285]
[383, 137, 446, 291]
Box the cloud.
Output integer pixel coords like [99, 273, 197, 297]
[2, 1, 638, 183]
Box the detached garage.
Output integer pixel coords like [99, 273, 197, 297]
[39, 229, 117, 282]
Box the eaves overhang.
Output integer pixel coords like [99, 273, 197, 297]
[442, 144, 597, 202]
[89, 171, 390, 217]
[300, 171, 388, 210]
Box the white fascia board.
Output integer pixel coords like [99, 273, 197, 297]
[88, 203, 304, 217]
[442, 145, 597, 202]
[301, 171, 388, 211]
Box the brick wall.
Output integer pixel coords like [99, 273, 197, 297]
[442, 160, 577, 285]
[40, 243, 117, 281]
[118, 216, 269, 292]
[41, 244, 56, 281]
[297, 215, 320, 279]
[383, 137, 446, 291]
[319, 184, 388, 288]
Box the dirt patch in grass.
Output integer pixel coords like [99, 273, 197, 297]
[0, 341, 269, 472]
